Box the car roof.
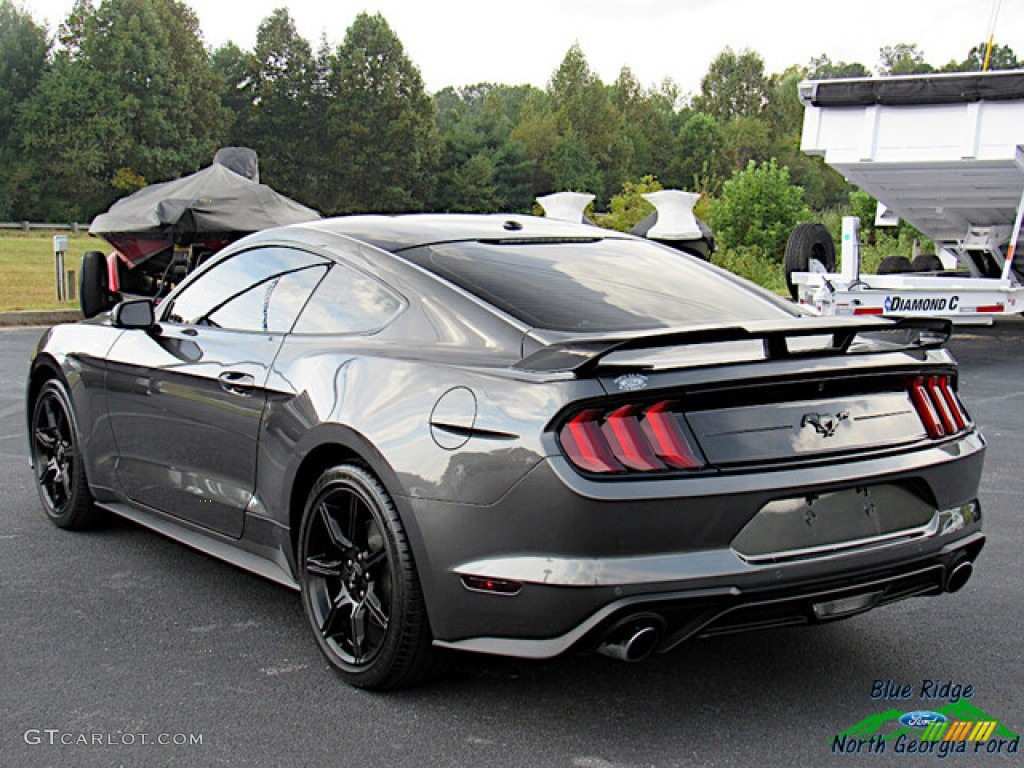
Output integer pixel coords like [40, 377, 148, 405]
[291, 213, 633, 253]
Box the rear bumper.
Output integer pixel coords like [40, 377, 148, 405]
[404, 431, 985, 657]
[433, 531, 984, 659]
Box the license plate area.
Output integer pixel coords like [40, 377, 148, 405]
[732, 484, 935, 564]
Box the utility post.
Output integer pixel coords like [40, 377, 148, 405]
[53, 235, 69, 302]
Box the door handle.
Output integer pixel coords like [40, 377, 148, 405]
[218, 371, 256, 395]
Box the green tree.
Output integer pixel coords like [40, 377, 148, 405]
[433, 83, 536, 212]
[324, 12, 438, 213]
[878, 43, 934, 75]
[19, 0, 229, 219]
[241, 9, 320, 204]
[212, 42, 254, 130]
[763, 67, 805, 137]
[762, 66, 852, 210]
[611, 67, 674, 181]
[508, 90, 558, 199]
[670, 113, 727, 193]
[450, 153, 501, 213]
[722, 115, 771, 172]
[710, 159, 811, 259]
[544, 131, 601, 194]
[547, 44, 631, 201]
[943, 42, 1020, 72]
[808, 54, 870, 79]
[692, 47, 769, 122]
[0, 0, 50, 218]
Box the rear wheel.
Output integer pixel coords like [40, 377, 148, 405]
[30, 379, 98, 530]
[298, 464, 445, 690]
[784, 223, 836, 300]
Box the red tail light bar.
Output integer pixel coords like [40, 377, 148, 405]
[559, 400, 704, 475]
[908, 375, 971, 439]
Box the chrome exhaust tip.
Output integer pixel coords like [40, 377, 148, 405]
[597, 622, 661, 663]
[945, 560, 973, 593]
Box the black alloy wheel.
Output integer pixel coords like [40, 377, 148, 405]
[31, 379, 98, 529]
[299, 464, 443, 690]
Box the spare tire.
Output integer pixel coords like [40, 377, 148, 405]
[911, 254, 943, 272]
[877, 256, 913, 275]
[79, 250, 111, 318]
[784, 223, 836, 300]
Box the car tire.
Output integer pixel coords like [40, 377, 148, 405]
[298, 464, 447, 690]
[912, 254, 943, 272]
[30, 379, 99, 530]
[878, 256, 914, 275]
[784, 223, 836, 300]
[80, 250, 111, 318]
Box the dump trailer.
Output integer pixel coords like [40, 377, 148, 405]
[787, 69, 1024, 322]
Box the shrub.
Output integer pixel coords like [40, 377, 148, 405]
[709, 159, 811, 261]
[712, 246, 787, 295]
[595, 175, 663, 232]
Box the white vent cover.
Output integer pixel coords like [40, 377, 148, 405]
[537, 192, 595, 223]
[643, 190, 702, 240]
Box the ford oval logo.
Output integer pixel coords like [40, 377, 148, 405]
[899, 711, 947, 729]
[615, 373, 648, 392]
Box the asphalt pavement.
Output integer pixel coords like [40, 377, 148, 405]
[1, 321, 1022, 768]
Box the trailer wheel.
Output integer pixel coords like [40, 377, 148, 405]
[79, 250, 112, 319]
[784, 223, 836, 300]
[877, 256, 914, 275]
[911, 254, 943, 273]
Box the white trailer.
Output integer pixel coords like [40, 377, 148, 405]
[788, 70, 1024, 323]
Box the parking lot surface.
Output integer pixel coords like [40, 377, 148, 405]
[2, 321, 1022, 767]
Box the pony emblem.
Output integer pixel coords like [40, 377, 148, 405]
[800, 411, 850, 438]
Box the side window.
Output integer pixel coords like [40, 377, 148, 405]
[206, 266, 326, 333]
[292, 262, 402, 334]
[164, 247, 327, 331]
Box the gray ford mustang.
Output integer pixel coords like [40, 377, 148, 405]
[27, 214, 986, 689]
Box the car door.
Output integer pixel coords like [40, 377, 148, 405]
[105, 245, 328, 537]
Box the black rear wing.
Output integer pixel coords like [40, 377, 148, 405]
[517, 316, 952, 374]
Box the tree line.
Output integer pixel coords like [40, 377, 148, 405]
[1, 0, 1019, 225]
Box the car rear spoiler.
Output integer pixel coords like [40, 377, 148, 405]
[516, 316, 952, 374]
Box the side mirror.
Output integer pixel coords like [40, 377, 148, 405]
[111, 299, 156, 330]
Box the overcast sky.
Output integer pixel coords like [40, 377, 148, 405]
[21, 0, 1022, 96]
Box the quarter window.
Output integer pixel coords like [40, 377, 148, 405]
[293, 262, 402, 334]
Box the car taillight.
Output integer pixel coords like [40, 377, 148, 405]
[558, 400, 704, 475]
[908, 375, 971, 439]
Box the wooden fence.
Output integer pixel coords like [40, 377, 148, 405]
[0, 222, 88, 233]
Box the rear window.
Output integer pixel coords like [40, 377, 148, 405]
[400, 239, 798, 332]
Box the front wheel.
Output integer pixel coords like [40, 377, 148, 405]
[298, 464, 446, 690]
[30, 379, 99, 529]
